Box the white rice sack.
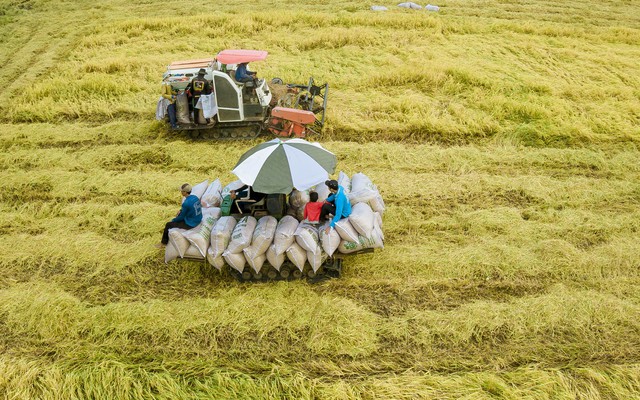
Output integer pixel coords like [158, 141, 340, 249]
[244, 248, 267, 273]
[209, 216, 236, 257]
[224, 252, 246, 273]
[289, 189, 310, 208]
[348, 172, 378, 204]
[398, 2, 422, 9]
[168, 228, 190, 258]
[371, 227, 384, 249]
[183, 214, 217, 257]
[338, 229, 384, 254]
[338, 238, 364, 254]
[266, 244, 285, 271]
[184, 244, 204, 259]
[249, 216, 278, 256]
[307, 249, 326, 273]
[349, 202, 375, 237]
[374, 211, 383, 228]
[348, 190, 378, 205]
[164, 240, 181, 264]
[319, 222, 341, 257]
[374, 212, 384, 241]
[286, 242, 307, 272]
[338, 171, 351, 193]
[313, 182, 330, 202]
[176, 93, 190, 124]
[202, 207, 221, 218]
[294, 223, 320, 253]
[201, 179, 222, 207]
[206, 247, 225, 271]
[191, 180, 209, 199]
[243, 245, 263, 262]
[334, 218, 360, 242]
[221, 180, 245, 198]
[351, 172, 376, 192]
[224, 216, 257, 254]
[274, 215, 299, 255]
[369, 192, 386, 214]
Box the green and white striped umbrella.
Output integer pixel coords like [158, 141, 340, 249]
[232, 138, 337, 194]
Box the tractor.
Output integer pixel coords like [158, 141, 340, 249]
[161, 49, 328, 140]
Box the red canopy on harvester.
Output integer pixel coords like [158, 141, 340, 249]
[216, 49, 268, 64]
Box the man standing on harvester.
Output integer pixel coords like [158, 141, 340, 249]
[156, 183, 203, 248]
[321, 179, 351, 234]
[186, 68, 212, 124]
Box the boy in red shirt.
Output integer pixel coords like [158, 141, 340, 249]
[303, 191, 323, 223]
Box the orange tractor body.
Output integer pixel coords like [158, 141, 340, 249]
[268, 107, 317, 138]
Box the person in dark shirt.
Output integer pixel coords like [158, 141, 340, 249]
[235, 62, 257, 83]
[230, 184, 266, 214]
[186, 68, 212, 124]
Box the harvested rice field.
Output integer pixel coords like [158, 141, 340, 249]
[0, 0, 639, 398]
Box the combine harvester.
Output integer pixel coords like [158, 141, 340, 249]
[160, 49, 328, 139]
[163, 139, 385, 283]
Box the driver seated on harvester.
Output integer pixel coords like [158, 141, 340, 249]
[235, 62, 257, 84]
[230, 184, 266, 214]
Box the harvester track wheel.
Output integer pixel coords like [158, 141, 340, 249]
[292, 269, 303, 279]
[267, 268, 278, 279]
[241, 271, 252, 281]
[280, 267, 290, 279]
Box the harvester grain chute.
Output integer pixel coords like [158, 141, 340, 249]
[159, 49, 328, 140]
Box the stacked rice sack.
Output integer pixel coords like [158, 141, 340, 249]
[163, 179, 303, 274]
[334, 172, 385, 254]
[290, 171, 385, 257]
[164, 174, 384, 274]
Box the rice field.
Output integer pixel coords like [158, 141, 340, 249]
[0, 0, 639, 399]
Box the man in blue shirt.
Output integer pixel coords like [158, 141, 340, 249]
[321, 179, 352, 235]
[235, 62, 257, 83]
[156, 183, 203, 248]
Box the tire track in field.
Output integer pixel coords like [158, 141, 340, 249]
[0, 12, 92, 112]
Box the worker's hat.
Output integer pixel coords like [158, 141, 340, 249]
[197, 68, 206, 76]
[179, 183, 192, 193]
